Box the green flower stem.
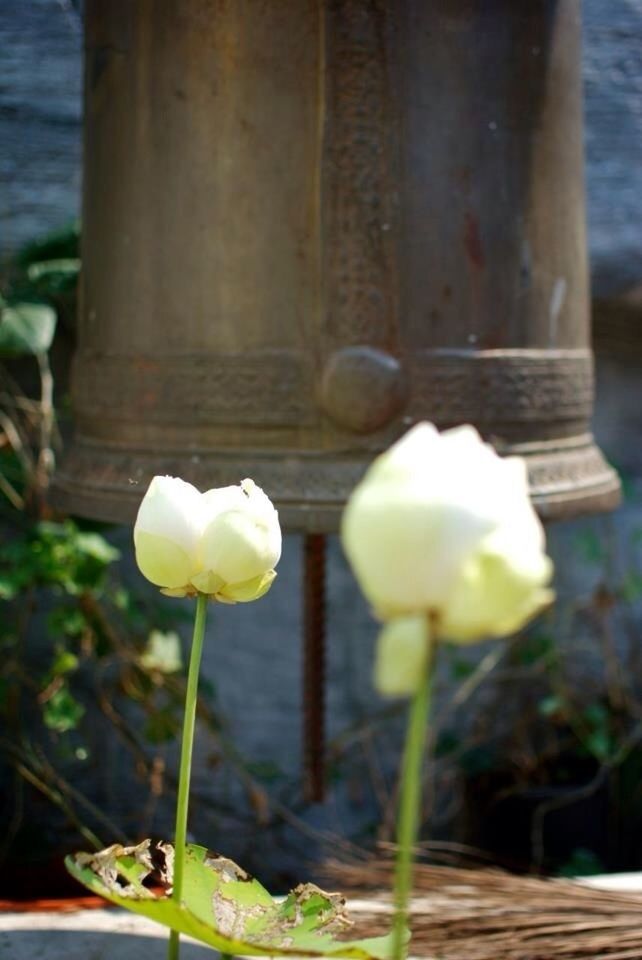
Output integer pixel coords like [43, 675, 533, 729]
[168, 592, 209, 960]
[391, 626, 436, 960]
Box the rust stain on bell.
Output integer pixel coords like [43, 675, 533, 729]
[55, 0, 620, 529]
[463, 212, 485, 271]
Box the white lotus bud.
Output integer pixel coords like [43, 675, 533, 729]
[134, 476, 281, 603]
[133, 476, 203, 590]
[374, 616, 430, 697]
[342, 423, 553, 693]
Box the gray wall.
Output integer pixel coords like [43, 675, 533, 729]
[0, 0, 82, 260]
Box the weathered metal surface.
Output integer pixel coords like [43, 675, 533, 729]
[54, 0, 620, 528]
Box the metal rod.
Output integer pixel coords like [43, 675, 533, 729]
[303, 532, 326, 803]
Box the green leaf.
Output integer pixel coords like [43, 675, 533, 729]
[0, 301, 56, 355]
[538, 695, 565, 718]
[42, 686, 85, 733]
[14, 222, 80, 268]
[0, 575, 18, 600]
[51, 649, 80, 676]
[72, 531, 121, 564]
[66, 841, 398, 958]
[584, 729, 612, 762]
[27, 258, 80, 283]
[48, 606, 88, 640]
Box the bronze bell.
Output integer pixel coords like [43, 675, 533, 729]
[55, 0, 620, 527]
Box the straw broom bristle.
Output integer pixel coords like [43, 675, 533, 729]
[325, 859, 642, 959]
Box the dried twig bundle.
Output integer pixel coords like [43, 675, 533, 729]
[326, 858, 642, 959]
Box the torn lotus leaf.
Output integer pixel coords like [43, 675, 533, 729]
[66, 840, 399, 958]
[73, 839, 174, 898]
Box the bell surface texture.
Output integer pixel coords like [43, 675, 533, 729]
[54, 0, 620, 530]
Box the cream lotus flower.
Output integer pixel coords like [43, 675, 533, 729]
[374, 616, 432, 697]
[134, 476, 281, 602]
[342, 423, 553, 694]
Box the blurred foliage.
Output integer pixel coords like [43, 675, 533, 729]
[0, 298, 57, 357]
[9, 221, 81, 296]
[0, 227, 265, 876]
[1, 222, 79, 327]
